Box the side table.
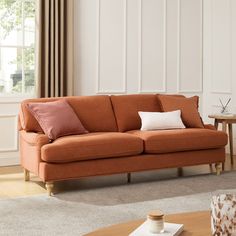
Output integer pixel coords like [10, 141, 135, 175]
[208, 114, 236, 165]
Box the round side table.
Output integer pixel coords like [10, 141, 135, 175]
[208, 114, 236, 165]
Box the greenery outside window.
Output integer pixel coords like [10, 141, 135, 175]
[0, 0, 35, 95]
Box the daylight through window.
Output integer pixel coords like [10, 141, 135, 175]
[0, 0, 35, 95]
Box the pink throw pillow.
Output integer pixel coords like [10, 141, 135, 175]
[27, 100, 88, 140]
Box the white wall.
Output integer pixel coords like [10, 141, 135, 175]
[203, 0, 236, 120]
[203, 0, 236, 153]
[74, 0, 236, 153]
[0, 97, 22, 166]
[74, 0, 203, 97]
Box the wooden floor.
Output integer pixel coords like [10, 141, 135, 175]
[0, 154, 235, 199]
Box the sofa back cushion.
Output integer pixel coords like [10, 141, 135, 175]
[20, 95, 118, 132]
[110, 94, 162, 132]
[158, 95, 204, 128]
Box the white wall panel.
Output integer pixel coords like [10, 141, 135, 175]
[75, 0, 203, 95]
[0, 115, 18, 152]
[211, 0, 232, 94]
[178, 0, 202, 93]
[97, 0, 127, 93]
[202, 0, 236, 154]
[126, 0, 139, 93]
[0, 100, 21, 166]
[166, 0, 179, 93]
[74, 0, 98, 95]
[139, 0, 166, 93]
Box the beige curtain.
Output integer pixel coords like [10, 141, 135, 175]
[36, 0, 74, 98]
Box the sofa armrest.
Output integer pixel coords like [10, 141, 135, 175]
[19, 131, 50, 175]
[20, 130, 50, 146]
[204, 124, 216, 130]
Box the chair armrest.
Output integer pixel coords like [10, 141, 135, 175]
[204, 124, 216, 130]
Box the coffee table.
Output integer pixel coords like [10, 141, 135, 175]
[84, 211, 211, 236]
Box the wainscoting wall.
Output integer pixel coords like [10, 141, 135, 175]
[74, 0, 236, 153]
[203, 0, 236, 153]
[74, 0, 203, 97]
[0, 98, 22, 166]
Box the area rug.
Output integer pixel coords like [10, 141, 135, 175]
[1, 171, 236, 236]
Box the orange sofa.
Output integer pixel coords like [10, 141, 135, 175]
[18, 94, 228, 196]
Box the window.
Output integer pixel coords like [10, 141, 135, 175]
[0, 0, 35, 95]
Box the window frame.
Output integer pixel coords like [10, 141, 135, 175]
[0, 0, 36, 98]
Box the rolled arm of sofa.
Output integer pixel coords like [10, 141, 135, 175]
[20, 131, 49, 146]
[20, 130, 50, 175]
[204, 124, 216, 130]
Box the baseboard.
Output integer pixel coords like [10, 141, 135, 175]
[0, 156, 20, 166]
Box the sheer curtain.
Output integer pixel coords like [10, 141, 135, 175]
[36, 0, 74, 97]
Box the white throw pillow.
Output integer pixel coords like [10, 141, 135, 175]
[138, 110, 185, 131]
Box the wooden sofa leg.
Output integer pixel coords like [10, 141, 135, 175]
[127, 173, 131, 183]
[222, 162, 225, 171]
[215, 163, 222, 176]
[24, 169, 30, 181]
[45, 182, 54, 196]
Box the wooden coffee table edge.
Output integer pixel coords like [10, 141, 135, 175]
[84, 210, 210, 236]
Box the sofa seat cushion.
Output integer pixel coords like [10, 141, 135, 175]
[127, 129, 227, 154]
[41, 132, 143, 163]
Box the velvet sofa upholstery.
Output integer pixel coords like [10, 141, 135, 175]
[19, 94, 228, 195]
